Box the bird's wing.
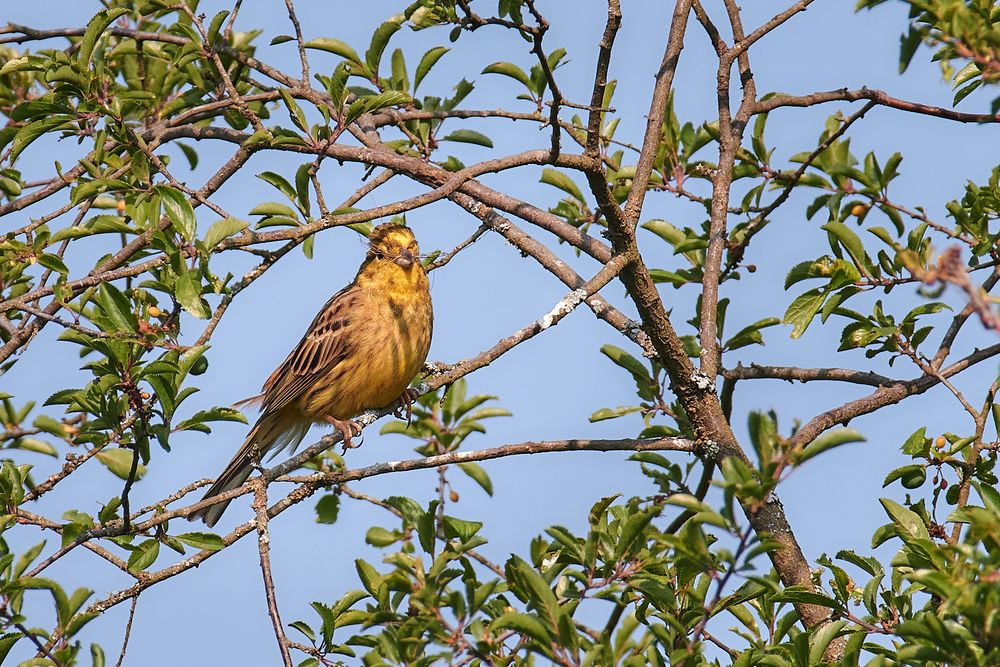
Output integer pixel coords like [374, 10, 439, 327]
[258, 282, 361, 413]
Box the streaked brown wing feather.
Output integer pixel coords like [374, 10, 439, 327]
[259, 283, 360, 413]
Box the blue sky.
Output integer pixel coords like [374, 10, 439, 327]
[3, 1, 999, 664]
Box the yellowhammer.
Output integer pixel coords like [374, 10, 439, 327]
[191, 223, 433, 526]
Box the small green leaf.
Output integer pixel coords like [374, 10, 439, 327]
[771, 586, 843, 610]
[540, 168, 585, 203]
[365, 15, 404, 76]
[79, 7, 129, 66]
[879, 497, 930, 541]
[442, 516, 482, 542]
[414, 46, 449, 91]
[589, 406, 641, 422]
[723, 317, 781, 350]
[901, 427, 928, 456]
[174, 269, 211, 319]
[481, 61, 532, 90]
[821, 222, 869, 272]
[96, 282, 137, 332]
[343, 91, 411, 126]
[279, 89, 309, 133]
[95, 449, 145, 481]
[365, 526, 397, 547]
[249, 201, 300, 219]
[442, 129, 493, 148]
[456, 462, 493, 496]
[783, 287, 827, 339]
[315, 494, 340, 524]
[303, 38, 362, 66]
[127, 539, 160, 572]
[10, 438, 58, 457]
[9, 115, 74, 163]
[202, 217, 248, 250]
[154, 185, 196, 241]
[175, 532, 224, 551]
[175, 407, 247, 432]
[799, 428, 865, 463]
[491, 611, 552, 645]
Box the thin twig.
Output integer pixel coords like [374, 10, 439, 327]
[114, 595, 139, 667]
[253, 477, 294, 667]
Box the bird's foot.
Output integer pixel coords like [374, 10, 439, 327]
[393, 388, 419, 426]
[324, 416, 363, 452]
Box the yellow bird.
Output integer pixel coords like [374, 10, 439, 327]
[191, 223, 433, 526]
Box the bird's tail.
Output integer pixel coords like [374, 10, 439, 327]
[189, 410, 306, 527]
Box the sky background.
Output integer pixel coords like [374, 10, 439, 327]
[3, 0, 999, 664]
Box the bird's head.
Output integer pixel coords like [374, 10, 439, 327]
[367, 223, 420, 269]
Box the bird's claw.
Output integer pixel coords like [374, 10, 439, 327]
[324, 417, 363, 452]
[393, 388, 419, 426]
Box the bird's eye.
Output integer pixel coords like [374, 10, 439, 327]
[373, 250, 384, 260]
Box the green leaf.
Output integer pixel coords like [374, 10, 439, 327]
[390, 48, 409, 93]
[482, 61, 532, 90]
[0, 633, 22, 663]
[901, 427, 928, 456]
[303, 38, 362, 66]
[414, 46, 449, 91]
[456, 462, 493, 496]
[175, 532, 224, 551]
[279, 89, 309, 133]
[799, 428, 865, 463]
[127, 539, 160, 572]
[206, 10, 230, 44]
[354, 559, 382, 596]
[883, 464, 926, 489]
[879, 497, 930, 541]
[202, 217, 248, 250]
[491, 611, 552, 645]
[974, 481, 1000, 516]
[441, 129, 493, 148]
[9, 115, 74, 163]
[174, 269, 210, 319]
[771, 586, 843, 610]
[10, 438, 58, 457]
[954, 80, 982, 106]
[539, 168, 585, 203]
[79, 7, 129, 66]
[723, 317, 781, 350]
[154, 185, 196, 241]
[898, 27, 921, 74]
[443, 516, 482, 542]
[642, 219, 685, 245]
[249, 201, 300, 219]
[783, 287, 827, 339]
[365, 15, 404, 76]
[294, 163, 312, 217]
[175, 407, 247, 432]
[315, 494, 340, 524]
[821, 222, 869, 271]
[96, 449, 145, 481]
[589, 405, 641, 422]
[343, 91, 411, 126]
[808, 620, 847, 666]
[365, 526, 397, 547]
[90, 643, 105, 667]
[96, 282, 137, 333]
[600, 345, 651, 382]
[615, 510, 654, 558]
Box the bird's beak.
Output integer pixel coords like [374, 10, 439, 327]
[394, 249, 415, 268]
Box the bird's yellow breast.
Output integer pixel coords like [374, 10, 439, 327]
[299, 260, 432, 421]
